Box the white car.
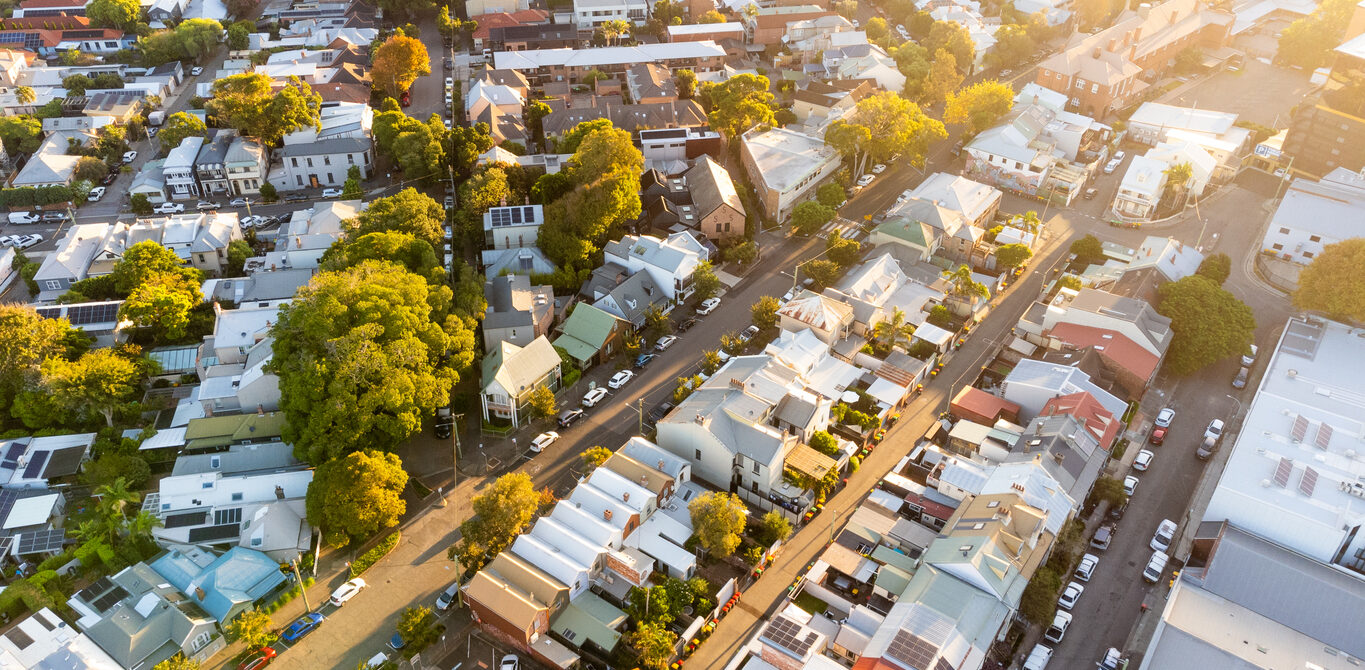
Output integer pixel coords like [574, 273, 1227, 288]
[530, 431, 559, 453]
[240, 215, 263, 229]
[582, 387, 609, 407]
[1022, 644, 1053, 670]
[871, 163, 887, 174]
[195, 201, 219, 211]
[1103, 157, 1122, 174]
[1043, 610, 1072, 643]
[322, 188, 345, 198]
[328, 578, 367, 607]
[1142, 550, 1169, 583]
[1074, 553, 1099, 582]
[445, 77, 454, 88]
[153, 202, 185, 214]
[855, 174, 875, 188]
[1150, 519, 1177, 552]
[896, 24, 909, 38]
[696, 297, 721, 315]
[1241, 344, 1258, 367]
[229, 197, 249, 207]
[190, 66, 204, 76]
[896, 188, 913, 203]
[1133, 449, 1154, 471]
[1154, 407, 1175, 428]
[655, 335, 677, 351]
[1058, 581, 1084, 610]
[1123, 475, 1139, 496]
[500, 655, 520, 670]
[0, 236, 13, 247]
[122, 150, 137, 164]
[87, 186, 106, 202]
[12, 234, 42, 249]
[608, 370, 634, 389]
[1204, 419, 1225, 442]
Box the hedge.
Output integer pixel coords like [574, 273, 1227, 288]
[351, 531, 400, 578]
[0, 184, 87, 209]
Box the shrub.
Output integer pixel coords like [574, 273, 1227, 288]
[351, 531, 401, 577]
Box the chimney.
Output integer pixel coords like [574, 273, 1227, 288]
[640, 475, 649, 487]
[1137, 2, 1151, 18]
[257, 404, 265, 415]
[1054, 452, 1065, 465]
[604, 509, 613, 521]
[1092, 47, 1102, 59]
[1133, 27, 1143, 42]
[623, 492, 630, 502]
[657, 460, 665, 470]
[1107, 38, 1118, 52]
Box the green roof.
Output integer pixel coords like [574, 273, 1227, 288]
[550, 591, 626, 653]
[874, 563, 913, 596]
[184, 412, 288, 449]
[552, 334, 598, 366]
[874, 217, 930, 248]
[559, 303, 623, 349]
[872, 544, 919, 574]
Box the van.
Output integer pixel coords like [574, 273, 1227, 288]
[7, 212, 38, 225]
[1022, 644, 1053, 670]
[1142, 550, 1169, 583]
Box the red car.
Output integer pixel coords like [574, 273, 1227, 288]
[238, 647, 276, 670]
[1149, 426, 1167, 445]
[400, 89, 411, 107]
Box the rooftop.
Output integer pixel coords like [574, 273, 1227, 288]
[741, 127, 839, 193]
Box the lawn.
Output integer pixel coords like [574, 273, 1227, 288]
[793, 591, 829, 615]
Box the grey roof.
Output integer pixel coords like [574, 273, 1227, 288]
[597, 271, 665, 327]
[773, 393, 817, 428]
[83, 563, 213, 669]
[205, 269, 314, 304]
[484, 274, 552, 330]
[171, 442, 302, 477]
[194, 129, 234, 167]
[1069, 288, 1172, 349]
[480, 246, 557, 279]
[1268, 172, 1365, 240]
[684, 155, 744, 219]
[224, 136, 264, 166]
[280, 136, 370, 157]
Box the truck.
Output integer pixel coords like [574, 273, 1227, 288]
[148, 110, 165, 126]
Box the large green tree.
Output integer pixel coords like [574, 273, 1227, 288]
[111, 241, 201, 295]
[372, 35, 432, 99]
[348, 188, 446, 250]
[119, 272, 201, 343]
[925, 20, 975, 71]
[791, 200, 834, 236]
[453, 472, 540, 571]
[227, 610, 277, 650]
[700, 73, 776, 139]
[41, 349, 141, 427]
[87, 0, 141, 30]
[271, 261, 469, 464]
[1293, 238, 1365, 323]
[944, 80, 1015, 135]
[688, 491, 746, 558]
[322, 231, 444, 284]
[1278, 0, 1353, 68]
[207, 74, 322, 147]
[626, 621, 678, 670]
[0, 305, 81, 416]
[306, 450, 409, 547]
[825, 91, 947, 175]
[157, 112, 207, 153]
[1156, 275, 1256, 375]
[0, 115, 42, 155]
[137, 19, 224, 66]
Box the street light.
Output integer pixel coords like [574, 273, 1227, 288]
[1226, 394, 1242, 418]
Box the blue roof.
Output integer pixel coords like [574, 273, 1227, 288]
[150, 546, 287, 622]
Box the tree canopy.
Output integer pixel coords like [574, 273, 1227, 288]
[349, 188, 446, 250]
[137, 20, 224, 66]
[825, 91, 947, 175]
[0, 305, 82, 416]
[944, 80, 1015, 134]
[1196, 252, 1231, 285]
[306, 450, 409, 547]
[1293, 238, 1365, 323]
[112, 241, 202, 295]
[1278, 0, 1353, 68]
[372, 35, 432, 98]
[1157, 275, 1256, 375]
[87, 0, 141, 31]
[454, 472, 540, 571]
[791, 200, 835, 236]
[119, 272, 201, 343]
[157, 112, 207, 153]
[688, 491, 746, 558]
[995, 243, 1033, 269]
[207, 74, 321, 147]
[41, 349, 141, 427]
[322, 231, 444, 285]
[700, 73, 776, 138]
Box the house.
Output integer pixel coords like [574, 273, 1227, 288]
[487, 21, 578, 51]
[594, 271, 671, 329]
[493, 42, 726, 85]
[907, 172, 1001, 229]
[465, 0, 526, 18]
[468, 10, 551, 49]
[540, 98, 708, 140]
[484, 275, 555, 348]
[202, 268, 313, 305]
[1126, 101, 1251, 180]
[747, 4, 836, 45]
[740, 126, 841, 221]
[223, 135, 268, 197]
[31, 223, 109, 300]
[82, 91, 144, 122]
[684, 156, 746, 240]
[1034, 0, 1233, 118]
[484, 204, 543, 250]
[130, 158, 168, 203]
[965, 83, 1110, 199]
[466, 78, 525, 124]
[13, 0, 87, 17]
[248, 199, 363, 271]
[147, 467, 313, 561]
[571, 0, 647, 30]
[950, 386, 1022, 425]
[480, 335, 563, 427]
[461, 551, 572, 657]
[601, 232, 704, 302]
[273, 137, 372, 191]
[181, 413, 287, 450]
[778, 290, 855, 346]
[624, 63, 677, 104]
[1260, 167, 1365, 265]
[34, 300, 128, 348]
[482, 246, 558, 279]
[1000, 357, 1127, 421]
[1111, 154, 1168, 220]
[69, 563, 225, 668]
[10, 149, 79, 188]
[667, 22, 744, 42]
[164, 136, 205, 201]
[148, 545, 290, 625]
[0, 608, 120, 668]
[1282, 36, 1365, 177]
[553, 302, 629, 368]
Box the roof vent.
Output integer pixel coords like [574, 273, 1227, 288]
[622, 492, 630, 502]
[604, 509, 613, 521]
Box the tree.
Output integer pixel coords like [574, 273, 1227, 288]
[1018, 566, 1061, 625]
[757, 511, 793, 546]
[1162, 161, 1195, 209]
[455, 472, 539, 570]
[82, 452, 151, 489]
[817, 182, 845, 208]
[826, 231, 861, 268]
[986, 23, 1035, 70]
[825, 91, 946, 175]
[701, 349, 723, 375]
[119, 272, 200, 342]
[74, 156, 109, 183]
[227, 21, 250, 50]
[1073, 0, 1114, 29]
[946, 264, 989, 302]
[228, 610, 277, 650]
[995, 243, 1033, 269]
[645, 304, 673, 339]
[1090, 475, 1128, 508]
[674, 68, 696, 99]
[526, 384, 558, 420]
[350, 188, 446, 250]
[808, 430, 840, 457]
[1070, 234, 1105, 264]
[112, 241, 199, 295]
[570, 125, 643, 182]
[834, 0, 857, 19]
[555, 118, 614, 154]
[751, 295, 780, 330]
[698, 8, 725, 22]
[688, 491, 746, 558]
[14, 86, 34, 105]
[305, 450, 408, 546]
[372, 35, 431, 99]
[396, 606, 441, 652]
[582, 446, 612, 471]
[922, 50, 964, 106]
[925, 20, 975, 70]
[1277, 0, 1353, 68]
[207, 74, 321, 147]
[42, 349, 141, 427]
[1294, 239, 1365, 322]
[928, 304, 953, 329]
[342, 165, 363, 199]
[873, 307, 915, 351]
[724, 239, 758, 265]
[0, 115, 42, 155]
[700, 73, 775, 139]
[944, 80, 1014, 134]
[0, 305, 81, 415]
[62, 74, 92, 96]
[152, 655, 200, 670]
[158, 112, 207, 153]
[720, 330, 745, 355]
[272, 261, 469, 464]
[804, 259, 841, 289]
[130, 193, 153, 215]
[138, 19, 225, 66]
[791, 200, 834, 236]
[626, 621, 677, 670]
[692, 261, 722, 302]
[1157, 275, 1256, 375]
[1196, 253, 1231, 285]
[322, 231, 443, 284]
[88, 0, 141, 30]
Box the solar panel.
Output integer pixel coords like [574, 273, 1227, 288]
[886, 630, 939, 670]
[21, 452, 48, 480]
[187, 524, 240, 543]
[5, 627, 33, 650]
[488, 205, 538, 227]
[1315, 423, 1333, 449]
[33, 307, 61, 320]
[935, 658, 957, 670]
[1273, 457, 1293, 488]
[42, 446, 86, 478]
[762, 616, 817, 657]
[90, 585, 129, 613]
[163, 511, 205, 529]
[1300, 466, 1319, 497]
[15, 528, 66, 556]
[1291, 415, 1309, 443]
[1, 442, 26, 469]
[62, 302, 121, 326]
[77, 576, 113, 604]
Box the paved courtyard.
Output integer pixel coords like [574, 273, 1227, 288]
[1159, 58, 1313, 127]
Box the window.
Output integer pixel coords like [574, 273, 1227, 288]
[1091, 83, 1098, 93]
[751, 480, 758, 492]
[296, 175, 303, 186]
[44, 280, 61, 290]
[1272, 243, 1283, 251]
[306, 158, 313, 168]
[695, 449, 702, 460]
[328, 173, 335, 183]
[1310, 235, 1321, 242]
[210, 456, 220, 469]
[251, 537, 262, 546]
[1304, 251, 1315, 259]
[347, 153, 355, 164]
[324, 156, 331, 166]
[752, 460, 759, 474]
[202, 481, 213, 489]
[1279, 227, 1290, 234]
[231, 492, 243, 501]
[191, 632, 212, 651]
[199, 254, 206, 263]
[291, 158, 299, 167]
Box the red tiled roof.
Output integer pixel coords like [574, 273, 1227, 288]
[470, 9, 549, 40]
[1042, 391, 1121, 450]
[904, 490, 956, 521]
[951, 386, 1021, 424]
[1048, 322, 1159, 382]
[0, 14, 88, 28]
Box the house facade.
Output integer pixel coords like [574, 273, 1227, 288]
[274, 137, 372, 191]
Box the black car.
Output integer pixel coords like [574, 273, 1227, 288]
[677, 318, 699, 332]
[1108, 501, 1128, 522]
[557, 409, 584, 428]
[647, 401, 676, 425]
[285, 193, 309, 203]
[443, 57, 454, 70]
[101, 173, 118, 186]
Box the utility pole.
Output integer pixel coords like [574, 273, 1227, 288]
[290, 557, 311, 611]
[635, 397, 645, 434]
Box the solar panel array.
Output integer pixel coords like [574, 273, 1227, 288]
[42, 446, 86, 478]
[76, 577, 113, 604]
[1291, 415, 1309, 443]
[163, 511, 205, 529]
[5, 627, 33, 650]
[187, 524, 240, 543]
[78, 577, 131, 613]
[936, 658, 957, 670]
[0, 442, 25, 470]
[1315, 423, 1333, 450]
[21, 452, 48, 480]
[15, 528, 66, 556]
[887, 630, 939, 670]
[1273, 457, 1294, 488]
[214, 507, 242, 525]
[35, 302, 121, 326]
[763, 616, 817, 658]
[1300, 466, 1320, 497]
[487, 206, 538, 228]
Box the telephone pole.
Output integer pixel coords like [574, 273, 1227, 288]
[290, 557, 311, 611]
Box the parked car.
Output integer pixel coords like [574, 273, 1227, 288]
[608, 370, 635, 389]
[530, 431, 559, 453]
[101, 172, 118, 185]
[677, 318, 699, 332]
[388, 633, 406, 651]
[896, 188, 914, 204]
[556, 409, 584, 428]
[1241, 344, 1258, 367]
[871, 163, 887, 174]
[647, 401, 676, 425]
[122, 150, 137, 164]
[582, 387, 609, 407]
[855, 173, 875, 188]
[1089, 523, 1114, 551]
[1098, 647, 1123, 670]
[697, 297, 721, 315]
[195, 201, 219, 211]
[1149, 425, 1167, 445]
[1204, 418, 1224, 442]
[1057, 581, 1084, 610]
[328, 578, 367, 607]
[500, 655, 520, 670]
[322, 188, 345, 198]
[6, 212, 37, 225]
[1133, 449, 1154, 471]
[40, 211, 67, 222]
[1123, 475, 1139, 496]
[154, 202, 185, 214]
[285, 193, 309, 203]
[1103, 157, 1122, 174]
[1022, 644, 1053, 670]
[740, 325, 760, 342]
[1043, 610, 1072, 643]
[435, 582, 460, 611]
[87, 186, 106, 202]
[229, 197, 249, 207]
[1074, 553, 1099, 581]
[1196, 435, 1218, 460]
[1142, 550, 1169, 583]
[634, 353, 656, 368]
[1083, 187, 1098, 199]
[896, 24, 909, 38]
[13, 234, 43, 249]
[0, 236, 13, 247]
[443, 57, 454, 70]
[240, 215, 264, 229]
[655, 335, 678, 351]
[1112, 150, 1127, 162]
[281, 612, 325, 642]
[237, 647, 276, 670]
[1233, 366, 1250, 389]
[1108, 500, 1128, 522]
[1150, 519, 1177, 552]
[190, 66, 204, 76]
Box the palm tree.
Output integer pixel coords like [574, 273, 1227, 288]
[872, 307, 915, 351]
[601, 20, 631, 46]
[1162, 161, 1194, 210]
[743, 2, 759, 21]
[947, 264, 989, 302]
[15, 86, 34, 105]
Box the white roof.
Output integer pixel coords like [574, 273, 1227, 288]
[164, 136, 204, 169]
[529, 517, 604, 569]
[617, 437, 689, 482]
[495, 41, 725, 70]
[0, 608, 120, 670]
[634, 513, 695, 575]
[914, 321, 954, 347]
[741, 127, 839, 192]
[585, 466, 652, 514]
[139, 427, 188, 451]
[866, 377, 909, 408]
[550, 500, 620, 548]
[1118, 154, 1168, 199]
[157, 468, 313, 511]
[1128, 102, 1237, 137]
[213, 303, 285, 351]
[3, 493, 58, 529]
[667, 22, 743, 35]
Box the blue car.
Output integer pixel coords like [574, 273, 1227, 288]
[281, 612, 324, 643]
[388, 633, 407, 651]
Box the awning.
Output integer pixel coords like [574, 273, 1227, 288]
[913, 322, 953, 347]
[139, 427, 187, 451]
[786, 443, 836, 481]
[866, 377, 909, 408]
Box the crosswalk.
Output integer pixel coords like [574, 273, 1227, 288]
[816, 216, 861, 239]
